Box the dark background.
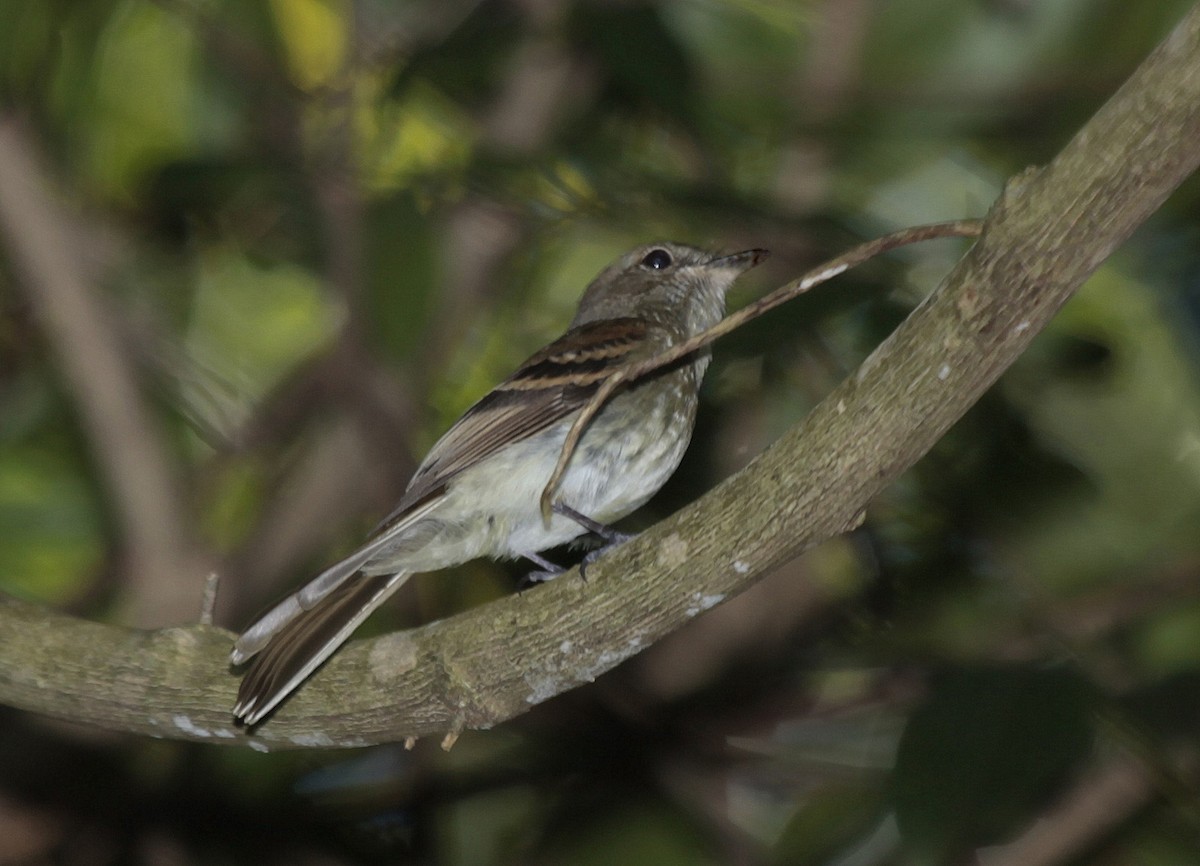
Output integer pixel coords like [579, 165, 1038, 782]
[2, 0, 1200, 863]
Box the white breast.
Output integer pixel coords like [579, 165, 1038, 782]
[362, 368, 701, 573]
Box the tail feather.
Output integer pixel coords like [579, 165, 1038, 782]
[232, 531, 410, 665]
[232, 571, 411, 725]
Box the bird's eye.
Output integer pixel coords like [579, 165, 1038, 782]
[640, 248, 673, 270]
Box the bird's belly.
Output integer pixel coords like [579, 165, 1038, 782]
[366, 379, 696, 572]
[501, 381, 695, 555]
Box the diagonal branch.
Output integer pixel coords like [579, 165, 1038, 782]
[0, 2, 1199, 750]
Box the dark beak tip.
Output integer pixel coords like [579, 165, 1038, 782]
[711, 248, 770, 271]
[732, 248, 770, 271]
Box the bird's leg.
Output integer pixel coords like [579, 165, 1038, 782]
[553, 502, 630, 542]
[519, 505, 637, 588]
[553, 502, 636, 579]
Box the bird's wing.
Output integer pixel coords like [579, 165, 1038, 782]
[373, 317, 657, 532]
[231, 317, 662, 666]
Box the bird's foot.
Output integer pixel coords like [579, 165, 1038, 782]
[518, 569, 563, 590]
[519, 505, 638, 587]
[519, 551, 567, 590]
[553, 502, 637, 580]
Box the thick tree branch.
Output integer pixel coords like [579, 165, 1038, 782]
[1, 4, 1199, 749]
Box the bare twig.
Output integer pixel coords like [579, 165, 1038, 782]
[199, 573, 221, 626]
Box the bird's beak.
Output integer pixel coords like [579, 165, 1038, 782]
[708, 248, 770, 272]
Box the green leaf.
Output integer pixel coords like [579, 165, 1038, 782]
[892, 665, 1095, 863]
[569, 3, 699, 130]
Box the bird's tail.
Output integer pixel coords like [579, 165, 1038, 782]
[231, 570, 411, 725]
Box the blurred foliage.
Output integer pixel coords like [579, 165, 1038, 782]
[892, 666, 1096, 862]
[2, 0, 1200, 863]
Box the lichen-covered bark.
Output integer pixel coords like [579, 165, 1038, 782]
[2, 3, 1200, 751]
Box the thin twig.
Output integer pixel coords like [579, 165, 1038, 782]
[199, 573, 221, 626]
[539, 219, 985, 521]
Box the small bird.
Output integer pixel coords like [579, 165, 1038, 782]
[231, 242, 768, 724]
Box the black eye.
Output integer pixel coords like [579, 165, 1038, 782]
[640, 248, 673, 270]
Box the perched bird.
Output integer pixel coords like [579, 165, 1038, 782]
[231, 242, 768, 724]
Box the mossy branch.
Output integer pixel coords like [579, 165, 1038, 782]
[1, 3, 1199, 750]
